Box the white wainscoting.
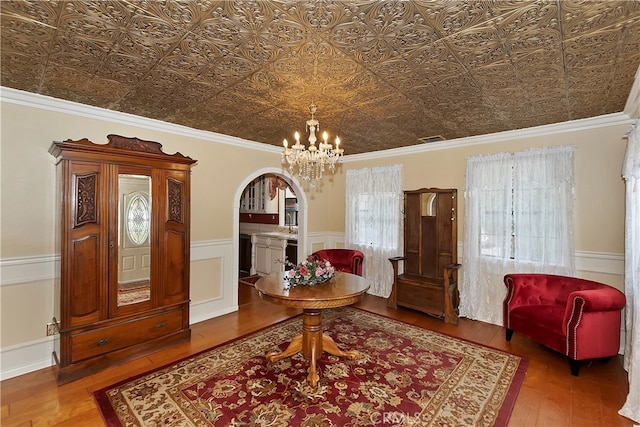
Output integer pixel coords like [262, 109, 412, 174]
[0, 238, 236, 380]
[0, 240, 626, 380]
[0, 336, 56, 380]
[189, 239, 238, 324]
[0, 254, 60, 286]
[305, 231, 346, 252]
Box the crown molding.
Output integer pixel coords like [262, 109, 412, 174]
[1, 87, 634, 162]
[0, 86, 281, 154]
[624, 64, 640, 119]
[345, 112, 635, 162]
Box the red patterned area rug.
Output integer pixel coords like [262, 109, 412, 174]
[117, 281, 150, 306]
[94, 307, 527, 426]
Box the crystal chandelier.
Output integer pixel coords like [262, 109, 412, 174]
[281, 103, 344, 186]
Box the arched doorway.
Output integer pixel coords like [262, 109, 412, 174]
[232, 168, 307, 304]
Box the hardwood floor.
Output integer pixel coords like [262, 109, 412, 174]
[1, 283, 632, 426]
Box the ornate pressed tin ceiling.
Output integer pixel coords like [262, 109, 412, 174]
[2, 1, 640, 154]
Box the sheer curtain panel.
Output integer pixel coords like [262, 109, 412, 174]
[345, 164, 402, 297]
[460, 153, 513, 325]
[513, 147, 576, 274]
[620, 120, 640, 424]
[461, 147, 575, 326]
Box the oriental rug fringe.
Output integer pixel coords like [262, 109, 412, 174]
[94, 307, 527, 426]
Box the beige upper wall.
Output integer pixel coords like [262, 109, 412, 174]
[0, 100, 344, 258]
[0, 98, 628, 257]
[342, 124, 628, 254]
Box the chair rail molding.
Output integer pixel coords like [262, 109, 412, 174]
[0, 254, 60, 286]
[0, 246, 625, 287]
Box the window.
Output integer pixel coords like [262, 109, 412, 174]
[345, 164, 402, 297]
[461, 146, 575, 325]
[350, 193, 400, 250]
[126, 194, 150, 245]
[466, 146, 575, 269]
[478, 188, 514, 259]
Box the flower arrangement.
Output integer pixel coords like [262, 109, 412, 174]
[284, 255, 336, 287]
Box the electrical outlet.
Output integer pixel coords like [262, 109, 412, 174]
[46, 322, 58, 336]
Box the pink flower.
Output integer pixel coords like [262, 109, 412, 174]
[287, 270, 295, 278]
[299, 265, 308, 276]
[315, 267, 324, 277]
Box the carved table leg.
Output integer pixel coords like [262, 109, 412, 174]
[266, 308, 360, 388]
[266, 334, 302, 363]
[322, 334, 359, 359]
[307, 334, 319, 387]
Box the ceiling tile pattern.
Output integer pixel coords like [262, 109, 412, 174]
[2, 0, 640, 154]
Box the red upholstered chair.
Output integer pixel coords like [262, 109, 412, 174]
[503, 274, 626, 376]
[311, 249, 364, 276]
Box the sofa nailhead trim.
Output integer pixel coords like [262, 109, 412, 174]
[505, 277, 515, 328]
[566, 296, 585, 359]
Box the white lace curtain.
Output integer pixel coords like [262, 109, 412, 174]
[345, 164, 402, 297]
[461, 146, 576, 326]
[620, 120, 640, 424]
[460, 152, 513, 325]
[513, 148, 577, 272]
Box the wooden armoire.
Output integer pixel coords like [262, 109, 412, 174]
[49, 135, 196, 384]
[388, 188, 461, 324]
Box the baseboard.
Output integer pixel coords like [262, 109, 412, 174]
[190, 298, 238, 325]
[0, 335, 55, 380]
[0, 299, 240, 381]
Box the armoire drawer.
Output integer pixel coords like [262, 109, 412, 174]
[70, 310, 184, 363]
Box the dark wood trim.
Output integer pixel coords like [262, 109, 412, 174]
[240, 212, 279, 224]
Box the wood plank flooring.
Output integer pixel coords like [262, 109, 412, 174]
[1, 283, 633, 426]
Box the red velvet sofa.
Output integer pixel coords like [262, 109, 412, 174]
[503, 273, 626, 376]
[311, 249, 364, 276]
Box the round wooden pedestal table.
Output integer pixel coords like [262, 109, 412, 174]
[255, 272, 370, 388]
